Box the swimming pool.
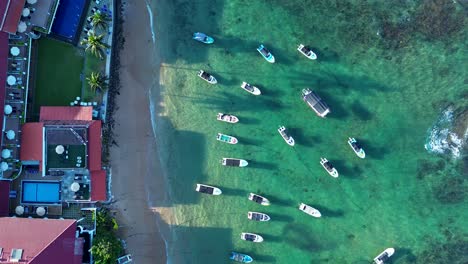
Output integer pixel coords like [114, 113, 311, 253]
[22, 181, 61, 204]
[51, 0, 88, 43]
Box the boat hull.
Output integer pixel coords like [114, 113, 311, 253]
[222, 158, 248, 167]
[217, 113, 239, 123]
[195, 184, 222, 195]
[249, 193, 270, 206]
[247, 212, 271, 221]
[373, 248, 395, 264]
[198, 70, 217, 84]
[217, 133, 238, 144]
[299, 203, 322, 217]
[193, 32, 214, 44]
[278, 126, 295, 146]
[230, 252, 253, 263]
[241, 82, 261, 95]
[257, 44, 275, 63]
[348, 138, 366, 158]
[297, 44, 317, 60]
[241, 233, 264, 243]
[320, 158, 339, 178]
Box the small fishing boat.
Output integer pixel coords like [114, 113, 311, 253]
[198, 70, 217, 84]
[299, 203, 322, 218]
[241, 232, 264, 243]
[278, 126, 295, 146]
[195, 184, 222, 195]
[229, 252, 253, 263]
[247, 211, 271, 222]
[320, 158, 339, 178]
[222, 158, 248, 167]
[302, 89, 330, 118]
[257, 44, 275, 63]
[373, 248, 395, 264]
[240, 82, 261, 95]
[217, 113, 239, 123]
[193, 32, 214, 44]
[297, 44, 317, 60]
[248, 193, 270, 206]
[217, 133, 238, 144]
[348, 137, 365, 158]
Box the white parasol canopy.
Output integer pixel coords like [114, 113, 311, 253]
[7, 75, 16, 85]
[6, 130, 15, 140]
[55, 145, 65, 154]
[4, 105, 12, 115]
[71, 182, 80, 192]
[27, 0, 37, 4]
[22, 8, 30, 17]
[17, 21, 27, 33]
[1, 162, 8, 171]
[10, 47, 20, 56]
[1, 149, 11, 159]
[15, 206, 24, 215]
[36, 206, 46, 216]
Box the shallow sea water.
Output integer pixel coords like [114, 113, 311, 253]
[149, 0, 467, 263]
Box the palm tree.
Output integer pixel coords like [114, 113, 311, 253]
[81, 32, 109, 59]
[88, 12, 110, 31]
[86, 72, 107, 93]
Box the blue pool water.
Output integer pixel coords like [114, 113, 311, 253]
[22, 181, 61, 204]
[51, 0, 87, 41]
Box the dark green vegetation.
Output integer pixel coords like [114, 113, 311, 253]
[91, 210, 123, 264]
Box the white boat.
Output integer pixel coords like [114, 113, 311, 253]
[248, 193, 270, 206]
[198, 70, 217, 84]
[297, 44, 317, 60]
[195, 184, 222, 195]
[302, 89, 330, 118]
[320, 158, 339, 178]
[348, 137, 365, 158]
[217, 113, 239, 123]
[373, 248, 395, 264]
[222, 158, 248, 167]
[247, 211, 270, 221]
[278, 126, 295, 146]
[299, 203, 321, 218]
[217, 133, 238, 144]
[241, 232, 264, 243]
[257, 44, 275, 63]
[240, 82, 261, 95]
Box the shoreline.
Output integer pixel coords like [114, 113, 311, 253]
[109, 1, 171, 263]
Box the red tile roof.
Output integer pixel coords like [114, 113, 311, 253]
[20, 123, 44, 171]
[91, 169, 106, 201]
[0, 217, 78, 264]
[87, 120, 102, 171]
[0, 0, 26, 34]
[40, 106, 93, 121]
[0, 32, 7, 138]
[0, 180, 9, 217]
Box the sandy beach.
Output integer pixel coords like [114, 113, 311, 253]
[109, 1, 170, 263]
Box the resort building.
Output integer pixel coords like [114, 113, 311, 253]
[0, 217, 84, 264]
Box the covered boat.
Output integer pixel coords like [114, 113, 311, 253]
[241, 232, 264, 243]
[247, 211, 271, 222]
[348, 137, 365, 158]
[195, 184, 222, 195]
[257, 44, 275, 63]
[198, 70, 217, 84]
[299, 203, 322, 218]
[217, 133, 238, 144]
[278, 126, 295, 146]
[302, 89, 330, 117]
[240, 82, 261, 95]
[320, 157, 339, 178]
[217, 113, 239, 123]
[193, 32, 214, 44]
[249, 193, 270, 206]
[297, 44, 317, 60]
[222, 158, 248, 167]
[229, 252, 253, 263]
[373, 248, 395, 264]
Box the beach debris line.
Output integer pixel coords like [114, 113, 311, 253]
[198, 70, 217, 84]
[193, 32, 214, 44]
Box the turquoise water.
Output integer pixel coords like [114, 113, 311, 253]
[149, 0, 467, 263]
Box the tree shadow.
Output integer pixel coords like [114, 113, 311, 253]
[351, 100, 374, 121]
[248, 161, 278, 170]
[313, 204, 345, 218]
[215, 74, 240, 86]
[314, 47, 340, 63]
[268, 212, 295, 223]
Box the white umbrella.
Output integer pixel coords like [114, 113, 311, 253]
[55, 145, 65, 154]
[7, 75, 16, 85]
[27, 0, 37, 4]
[36, 207, 46, 216]
[1, 162, 8, 171]
[1, 149, 11, 159]
[17, 21, 27, 33]
[71, 182, 80, 192]
[22, 8, 30, 17]
[10, 47, 20, 56]
[4, 105, 12, 115]
[6, 130, 15, 140]
[15, 206, 24, 215]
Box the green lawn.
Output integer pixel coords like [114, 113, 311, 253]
[34, 38, 84, 118]
[83, 52, 105, 101]
[46, 145, 86, 170]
